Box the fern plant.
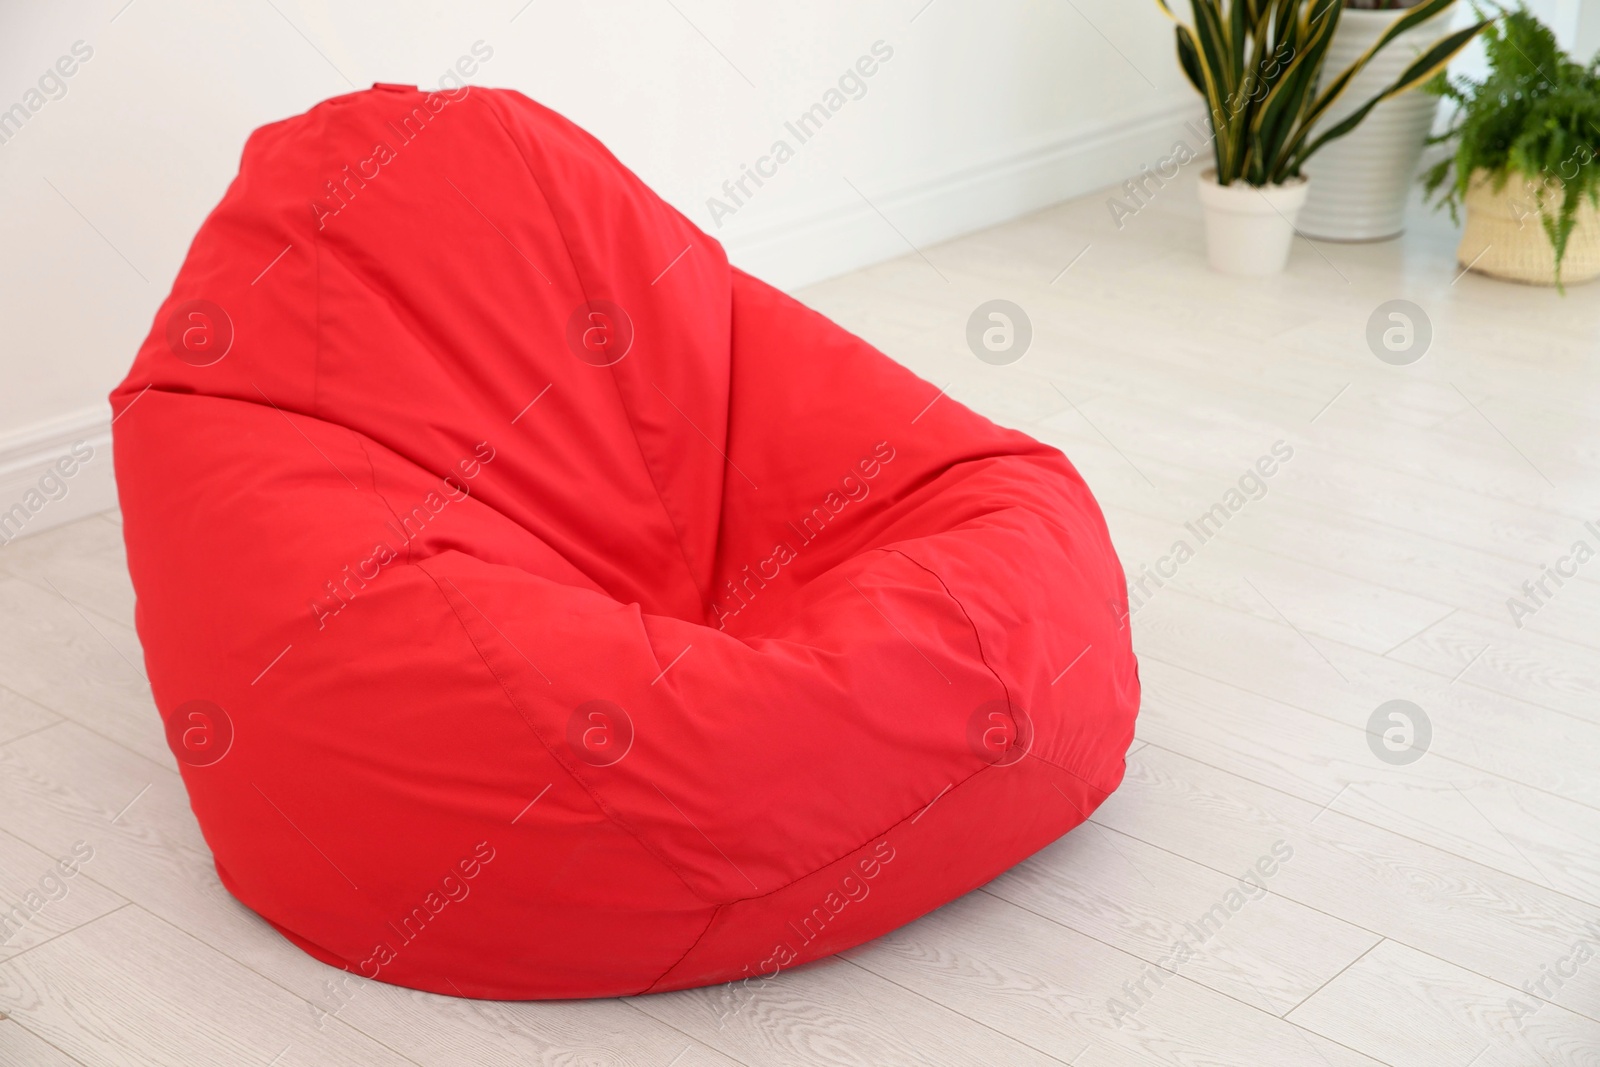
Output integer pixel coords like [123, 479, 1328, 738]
[1155, 0, 1488, 186]
[1422, 4, 1600, 285]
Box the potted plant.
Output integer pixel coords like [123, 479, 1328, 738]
[1422, 4, 1600, 289]
[1155, 0, 1486, 275]
[1299, 1, 1464, 241]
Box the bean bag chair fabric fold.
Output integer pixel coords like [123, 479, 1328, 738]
[111, 83, 1139, 999]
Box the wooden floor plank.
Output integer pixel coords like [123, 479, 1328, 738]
[0, 513, 136, 633]
[1137, 638, 1600, 814]
[0, 1017, 88, 1066]
[0, 577, 164, 768]
[1288, 938, 1600, 1067]
[0, 687, 59, 748]
[837, 887, 1390, 1066]
[1125, 619, 1600, 906]
[635, 948, 1070, 1067]
[0, 905, 419, 1067]
[1096, 745, 1600, 1026]
[985, 818, 1380, 1016]
[0, 826, 127, 966]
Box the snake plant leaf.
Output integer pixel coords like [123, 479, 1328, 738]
[1175, 23, 1207, 95]
[1292, 20, 1491, 172]
[1230, 0, 1249, 83]
[1242, 2, 1274, 90]
[1270, 0, 1299, 47]
[1192, 1, 1239, 112]
[1233, 1, 1283, 182]
[1292, 0, 1462, 151]
[1246, 3, 1340, 179]
[1193, 1, 1243, 177]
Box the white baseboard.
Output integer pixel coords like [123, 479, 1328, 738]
[722, 96, 1202, 290]
[0, 407, 117, 546]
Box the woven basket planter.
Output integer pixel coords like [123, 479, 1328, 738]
[1458, 170, 1600, 286]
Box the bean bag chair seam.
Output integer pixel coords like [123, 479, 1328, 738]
[886, 545, 1120, 796]
[1020, 748, 1120, 804]
[415, 558, 723, 909]
[637, 779, 969, 994]
[314, 211, 699, 600]
[639, 903, 725, 995]
[638, 546, 1011, 914]
[309, 238, 537, 559]
[482, 91, 713, 615]
[312, 120, 325, 419]
[702, 760, 1006, 912]
[887, 541, 1113, 786]
[638, 754, 1101, 995]
[354, 436, 421, 565]
[881, 448, 1061, 515]
[882, 543, 1013, 701]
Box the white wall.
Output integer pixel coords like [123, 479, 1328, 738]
[1448, 0, 1594, 82]
[1568, 0, 1600, 57]
[0, 0, 1196, 534]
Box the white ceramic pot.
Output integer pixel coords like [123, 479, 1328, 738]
[1196, 170, 1310, 275]
[1297, 5, 1453, 241]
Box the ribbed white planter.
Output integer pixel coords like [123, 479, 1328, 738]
[1298, 5, 1453, 242]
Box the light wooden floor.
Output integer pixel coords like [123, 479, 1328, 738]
[4, 172, 1599, 1066]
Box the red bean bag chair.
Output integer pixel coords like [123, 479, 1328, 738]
[111, 83, 1139, 999]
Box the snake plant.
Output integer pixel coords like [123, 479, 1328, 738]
[1154, 0, 1489, 186]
